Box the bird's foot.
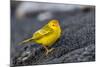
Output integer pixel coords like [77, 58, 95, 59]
[45, 48, 55, 56]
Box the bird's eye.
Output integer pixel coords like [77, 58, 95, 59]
[52, 24, 55, 26]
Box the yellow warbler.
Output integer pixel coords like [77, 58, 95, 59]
[18, 19, 61, 55]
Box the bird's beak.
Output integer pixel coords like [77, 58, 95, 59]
[55, 23, 59, 26]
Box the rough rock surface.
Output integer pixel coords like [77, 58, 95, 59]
[11, 4, 95, 66]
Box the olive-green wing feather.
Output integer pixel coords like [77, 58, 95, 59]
[32, 25, 53, 40]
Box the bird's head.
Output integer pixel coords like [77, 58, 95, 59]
[48, 19, 60, 30]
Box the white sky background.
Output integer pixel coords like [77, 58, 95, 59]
[0, 0, 99, 67]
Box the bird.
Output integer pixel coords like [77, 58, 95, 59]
[18, 19, 61, 55]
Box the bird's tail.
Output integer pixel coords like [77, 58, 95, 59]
[18, 38, 33, 45]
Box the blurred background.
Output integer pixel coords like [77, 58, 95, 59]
[11, 1, 95, 66]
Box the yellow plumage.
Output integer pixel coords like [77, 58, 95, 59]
[18, 19, 61, 55]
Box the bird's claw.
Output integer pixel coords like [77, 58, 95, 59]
[45, 48, 55, 56]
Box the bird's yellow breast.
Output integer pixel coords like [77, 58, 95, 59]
[34, 29, 61, 47]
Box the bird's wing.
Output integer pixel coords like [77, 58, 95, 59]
[32, 26, 53, 40]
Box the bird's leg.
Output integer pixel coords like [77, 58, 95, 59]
[46, 48, 55, 55]
[42, 45, 54, 55]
